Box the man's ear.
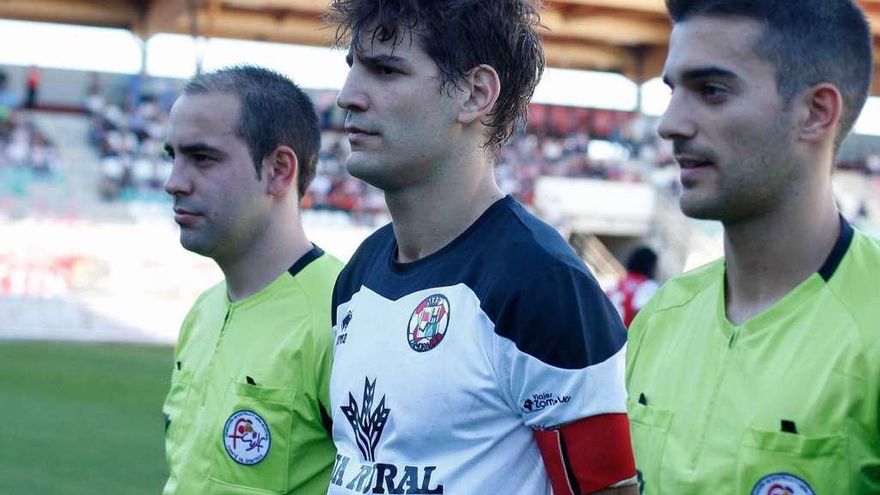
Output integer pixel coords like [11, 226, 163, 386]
[264, 145, 299, 198]
[457, 64, 501, 125]
[797, 83, 843, 145]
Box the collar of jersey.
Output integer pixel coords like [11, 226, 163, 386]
[715, 215, 854, 334]
[224, 244, 324, 308]
[387, 195, 513, 274]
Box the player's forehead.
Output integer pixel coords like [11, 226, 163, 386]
[663, 15, 765, 84]
[167, 92, 240, 147]
[348, 24, 431, 66]
[169, 93, 238, 130]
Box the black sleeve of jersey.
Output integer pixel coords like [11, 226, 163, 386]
[491, 263, 627, 370]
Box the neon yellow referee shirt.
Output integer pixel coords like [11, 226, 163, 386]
[626, 220, 880, 494]
[162, 246, 342, 495]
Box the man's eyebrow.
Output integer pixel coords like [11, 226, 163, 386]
[362, 53, 404, 65]
[663, 66, 739, 87]
[349, 48, 405, 67]
[167, 142, 226, 156]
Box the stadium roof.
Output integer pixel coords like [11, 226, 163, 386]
[3, 0, 880, 91]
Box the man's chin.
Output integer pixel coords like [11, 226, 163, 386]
[679, 194, 725, 221]
[346, 157, 396, 191]
[179, 234, 214, 258]
[345, 153, 373, 176]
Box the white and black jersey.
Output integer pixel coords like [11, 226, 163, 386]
[327, 196, 629, 495]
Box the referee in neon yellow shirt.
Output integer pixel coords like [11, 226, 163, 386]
[161, 66, 342, 494]
[626, 1, 879, 493]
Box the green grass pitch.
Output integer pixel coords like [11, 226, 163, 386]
[0, 341, 173, 494]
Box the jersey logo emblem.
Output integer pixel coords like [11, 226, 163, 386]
[751, 473, 815, 495]
[337, 310, 353, 346]
[223, 409, 271, 465]
[341, 377, 391, 461]
[342, 310, 353, 331]
[522, 392, 572, 413]
[407, 294, 450, 352]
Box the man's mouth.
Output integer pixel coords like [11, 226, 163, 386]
[675, 154, 714, 168]
[173, 207, 202, 225]
[344, 125, 379, 136]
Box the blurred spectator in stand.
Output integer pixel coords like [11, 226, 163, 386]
[867, 154, 880, 176]
[28, 132, 58, 175]
[0, 111, 61, 175]
[84, 73, 106, 116]
[25, 66, 41, 110]
[0, 71, 20, 119]
[83, 86, 667, 218]
[127, 72, 151, 112]
[89, 73, 171, 200]
[607, 246, 659, 327]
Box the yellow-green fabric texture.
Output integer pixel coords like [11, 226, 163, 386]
[163, 250, 342, 495]
[626, 228, 880, 494]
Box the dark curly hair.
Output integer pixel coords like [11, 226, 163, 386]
[326, 0, 545, 154]
[666, 0, 872, 148]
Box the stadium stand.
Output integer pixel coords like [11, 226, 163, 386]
[2, 65, 879, 342]
[80, 72, 663, 214]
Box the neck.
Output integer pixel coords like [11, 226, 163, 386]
[722, 178, 839, 325]
[385, 150, 503, 263]
[219, 209, 312, 302]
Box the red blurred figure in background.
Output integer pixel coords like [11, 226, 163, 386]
[607, 246, 658, 327]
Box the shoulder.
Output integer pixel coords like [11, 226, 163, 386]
[477, 200, 603, 315]
[277, 248, 342, 328]
[292, 248, 344, 294]
[481, 201, 626, 369]
[349, 223, 395, 265]
[188, 281, 226, 318]
[827, 230, 880, 344]
[628, 258, 722, 350]
[479, 198, 589, 281]
[331, 224, 394, 323]
[640, 258, 723, 316]
[833, 229, 880, 284]
[175, 280, 225, 350]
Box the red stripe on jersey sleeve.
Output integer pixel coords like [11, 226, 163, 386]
[534, 413, 636, 494]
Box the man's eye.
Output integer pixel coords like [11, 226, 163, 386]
[701, 84, 728, 101]
[378, 66, 396, 76]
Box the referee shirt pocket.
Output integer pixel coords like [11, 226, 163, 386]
[737, 427, 848, 494]
[627, 397, 672, 494]
[208, 381, 297, 495]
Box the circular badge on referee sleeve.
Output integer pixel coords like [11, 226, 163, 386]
[223, 410, 271, 465]
[751, 473, 815, 495]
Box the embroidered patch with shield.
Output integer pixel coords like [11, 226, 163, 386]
[407, 294, 450, 352]
[751, 473, 815, 495]
[223, 409, 271, 465]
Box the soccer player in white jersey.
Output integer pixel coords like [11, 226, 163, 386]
[323, 1, 637, 494]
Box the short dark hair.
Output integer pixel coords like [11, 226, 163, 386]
[666, 0, 872, 147]
[326, 0, 545, 153]
[183, 65, 320, 198]
[626, 246, 658, 279]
